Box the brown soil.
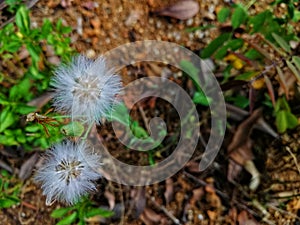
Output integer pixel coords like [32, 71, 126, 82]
[1, 0, 300, 224]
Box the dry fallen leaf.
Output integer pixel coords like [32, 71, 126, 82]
[237, 210, 259, 225]
[140, 207, 163, 225]
[152, 0, 199, 20]
[130, 188, 146, 218]
[164, 178, 174, 204]
[227, 108, 262, 189]
[19, 152, 39, 180]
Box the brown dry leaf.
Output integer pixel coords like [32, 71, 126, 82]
[27, 92, 53, 111]
[228, 108, 262, 153]
[190, 187, 204, 206]
[152, 0, 199, 20]
[226, 103, 278, 138]
[264, 75, 276, 107]
[227, 108, 262, 182]
[237, 210, 259, 225]
[104, 190, 115, 210]
[19, 152, 39, 180]
[164, 178, 174, 204]
[278, 69, 296, 98]
[140, 207, 163, 225]
[130, 188, 146, 218]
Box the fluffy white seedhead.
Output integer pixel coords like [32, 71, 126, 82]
[35, 140, 102, 205]
[51, 55, 122, 124]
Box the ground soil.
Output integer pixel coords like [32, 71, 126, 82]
[1, 0, 300, 224]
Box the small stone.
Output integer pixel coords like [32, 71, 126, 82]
[186, 18, 194, 26]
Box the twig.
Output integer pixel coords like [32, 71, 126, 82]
[147, 194, 182, 225]
[267, 202, 300, 221]
[285, 146, 300, 176]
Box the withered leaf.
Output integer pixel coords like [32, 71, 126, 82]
[164, 178, 174, 204]
[264, 75, 276, 107]
[227, 109, 262, 183]
[228, 108, 262, 153]
[131, 188, 146, 218]
[19, 152, 39, 180]
[152, 0, 199, 20]
[140, 207, 163, 225]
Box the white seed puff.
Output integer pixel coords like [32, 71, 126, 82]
[34, 140, 102, 205]
[51, 55, 122, 124]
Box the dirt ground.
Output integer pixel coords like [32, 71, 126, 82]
[1, 0, 300, 224]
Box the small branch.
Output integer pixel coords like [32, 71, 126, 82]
[147, 194, 182, 225]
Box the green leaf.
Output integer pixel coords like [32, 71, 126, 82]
[0, 135, 18, 146]
[131, 121, 148, 138]
[14, 105, 36, 114]
[201, 32, 231, 58]
[235, 71, 259, 81]
[108, 102, 131, 126]
[85, 208, 114, 218]
[193, 91, 211, 106]
[276, 110, 298, 133]
[214, 38, 244, 59]
[286, 60, 300, 83]
[51, 207, 73, 218]
[217, 7, 230, 23]
[0, 108, 15, 132]
[231, 4, 247, 29]
[0, 197, 19, 208]
[56, 212, 77, 225]
[9, 77, 31, 100]
[276, 111, 287, 133]
[60, 122, 84, 137]
[271, 33, 291, 53]
[15, 6, 30, 34]
[249, 11, 267, 33]
[26, 43, 41, 65]
[226, 95, 249, 108]
[41, 19, 53, 36]
[292, 56, 300, 71]
[179, 60, 200, 91]
[244, 49, 262, 60]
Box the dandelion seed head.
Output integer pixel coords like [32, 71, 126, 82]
[35, 140, 102, 205]
[51, 55, 122, 124]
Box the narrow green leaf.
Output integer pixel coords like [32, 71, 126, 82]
[51, 207, 73, 218]
[0, 198, 19, 208]
[285, 111, 299, 129]
[271, 33, 291, 53]
[276, 110, 287, 133]
[292, 56, 300, 71]
[201, 32, 231, 58]
[214, 38, 244, 59]
[231, 5, 247, 29]
[0, 108, 15, 132]
[26, 43, 41, 65]
[244, 49, 263, 60]
[15, 6, 30, 34]
[286, 60, 300, 82]
[9, 77, 31, 100]
[249, 11, 267, 33]
[0, 135, 18, 146]
[193, 91, 211, 106]
[85, 208, 114, 218]
[217, 7, 230, 23]
[14, 105, 36, 114]
[180, 60, 200, 90]
[56, 212, 77, 225]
